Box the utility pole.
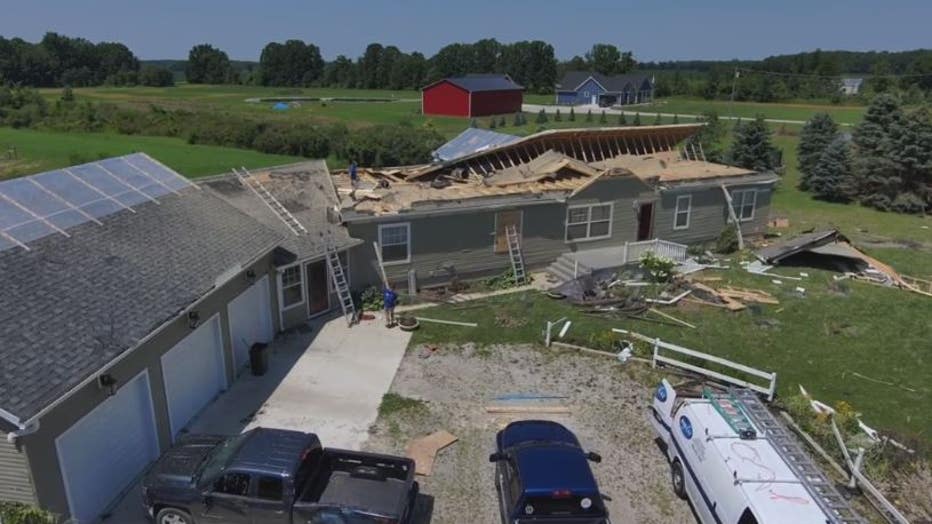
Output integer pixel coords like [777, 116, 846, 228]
[729, 67, 739, 122]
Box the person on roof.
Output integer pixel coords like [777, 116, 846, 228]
[382, 284, 398, 328]
[349, 160, 358, 188]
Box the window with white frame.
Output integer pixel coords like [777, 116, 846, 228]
[280, 265, 303, 309]
[565, 203, 613, 242]
[378, 223, 410, 264]
[732, 190, 757, 221]
[674, 195, 692, 230]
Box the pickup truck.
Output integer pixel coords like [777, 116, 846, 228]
[489, 420, 610, 524]
[141, 427, 419, 524]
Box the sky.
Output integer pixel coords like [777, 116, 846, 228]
[2, 0, 930, 62]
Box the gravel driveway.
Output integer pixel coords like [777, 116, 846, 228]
[363, 343, 695, 524]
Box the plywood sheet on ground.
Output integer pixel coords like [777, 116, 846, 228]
[406, 430, 458, 476]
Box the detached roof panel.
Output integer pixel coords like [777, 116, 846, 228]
[433, 128, 521, 162]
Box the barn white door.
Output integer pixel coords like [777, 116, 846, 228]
[228, 275, 273, 372]
[55, 371, 159, 524]
[161, 314, 225, 439]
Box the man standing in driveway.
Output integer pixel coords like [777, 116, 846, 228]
[383, 284, 398, 328]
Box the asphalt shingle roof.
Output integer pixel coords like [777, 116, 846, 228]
[0, 187, 283, 423]
[556, 71, 652, 93]
[437, 74, 524, 92]
[202, 160, 359, 261]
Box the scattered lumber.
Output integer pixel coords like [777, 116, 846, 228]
[406, 431, 458, 476]
[645, 289, 692, 305]
[648, 307, 696, 329]
[717, 286, 780, 305]
[414, 317, 478, 327]
[690, 282, 746, 311]
[485, 405, 571, 415]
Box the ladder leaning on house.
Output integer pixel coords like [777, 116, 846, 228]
[233, 167, 308, 236]
[505, 225, 527, 285]
[325, 243, 356, 326]
[729, 388, 867, 524]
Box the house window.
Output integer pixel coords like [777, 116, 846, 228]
[565, 203, 613, 242]
[732, 190, 757, 221]
[378, 223, 411, 265]
[674, 195, 692, 230]
[280, 265, 304, 309]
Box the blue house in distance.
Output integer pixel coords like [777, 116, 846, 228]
[555, 71, 655, 107]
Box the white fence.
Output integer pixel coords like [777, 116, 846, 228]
[614, 329, 778, 401]
[622, 239, 688, 264]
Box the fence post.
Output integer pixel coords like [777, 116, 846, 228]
[545, 321, 552, 347]
[574, 260, 578, 278]
[651, 339, 659, 368]
[623, 242, 629, 264]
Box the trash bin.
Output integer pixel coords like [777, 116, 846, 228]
[249, 342, 269, 376]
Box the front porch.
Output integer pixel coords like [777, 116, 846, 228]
[546, 239, 688, 282]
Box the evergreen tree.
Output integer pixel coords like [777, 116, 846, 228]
[729, 115, 778, 171]
[617, 112, 627, 125]
[569, 107, 576, 121]
[554, 109, 562, 122]
[884, 107, 932, 213]
[599, 110, 607, 124]
[851, 94, 904, 210]
[685, 111, 726, 162]
[489, 117, 497, 129]
[809, 137, 855, 202]
[469, 118, 477, 128]
[513, 112, 522, 126]
[633, 113, 641, 126]
[61, 86, 74, 102]
[585, 109, 593, 122]
[673, 114, 679, 124]
[536, 108, 548, 124]
[499, 115, 506, 128]
[654, 112, 662, 125]
[798, 113, 840, 190]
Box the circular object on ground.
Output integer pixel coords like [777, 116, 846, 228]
[398, 317, 420, 331]
[546, 291, 566, 300]
[157, 508, 193, 524]
[671, 460, 687, 499]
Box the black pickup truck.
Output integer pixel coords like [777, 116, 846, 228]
[141, 427, 419, 524]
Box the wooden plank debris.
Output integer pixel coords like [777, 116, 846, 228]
[717, 286, 780, 305]
[485, 405, 571, 415]
[648, 307, 697, 329]
[406, 430, 458, 476]
[415, 317, 478, 327]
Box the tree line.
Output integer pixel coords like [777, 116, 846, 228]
[0, 33, 174, 87]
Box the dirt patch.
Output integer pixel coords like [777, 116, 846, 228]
[364, 343, 693, 524]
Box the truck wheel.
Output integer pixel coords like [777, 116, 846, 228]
[671, 460, 687, 500]
[156, 507, 193, 524]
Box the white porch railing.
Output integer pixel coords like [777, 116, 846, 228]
[622, 238, 688, 264]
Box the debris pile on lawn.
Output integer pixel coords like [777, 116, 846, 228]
[756, 229, 931, 297]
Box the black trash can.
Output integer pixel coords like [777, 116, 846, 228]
[249, 342, 269, 376]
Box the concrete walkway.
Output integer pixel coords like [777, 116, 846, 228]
[106, 314, 411, 523]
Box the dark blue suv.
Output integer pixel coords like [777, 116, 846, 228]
[489, 420, 610, 524]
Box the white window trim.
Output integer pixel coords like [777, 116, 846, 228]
[564, 202, 614, 243]
[673, 194, 692, 230]
[277, 262, 306, 312]
[378, 222, 411, 266]
[732, 189, 758, 222]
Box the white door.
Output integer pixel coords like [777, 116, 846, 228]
[591, 95, 597, 105]
[228, 275, 273, 372]
[55, 371, 159, 524]
[161, 314, 225, 439]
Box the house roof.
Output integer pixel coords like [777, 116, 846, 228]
[0, 175, 284, 425]
[426, 74, 524, 93]
[201, 160, 359, 261]
[432, 128, 521, 162]
[556, 71, 652, 93]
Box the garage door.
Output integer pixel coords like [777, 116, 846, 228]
[228, 275, 273, 372]
[55, 371, 159, 524]
[161, 313, 225, 439]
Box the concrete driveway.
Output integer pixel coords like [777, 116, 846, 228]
[105, 314, 411, 523]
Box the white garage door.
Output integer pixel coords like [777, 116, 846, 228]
[56, 371, 159, 524]
[161, 314, 225, 439]
[228, 275, 273, 372]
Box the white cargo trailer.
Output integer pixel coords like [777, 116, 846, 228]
[649, 379, 865, 524]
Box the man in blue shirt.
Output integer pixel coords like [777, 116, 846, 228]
[349, 160, 358, 188]
[383, 284, 398, 328]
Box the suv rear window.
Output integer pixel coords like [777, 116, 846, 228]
[522, 495, 603, 517]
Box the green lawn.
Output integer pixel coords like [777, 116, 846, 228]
[0, 127, 299, 178]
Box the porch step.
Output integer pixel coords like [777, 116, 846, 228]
[546, 254, 592, 285]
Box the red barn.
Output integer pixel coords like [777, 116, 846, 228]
[422, 74, 524, 118]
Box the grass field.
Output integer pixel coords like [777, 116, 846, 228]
[0, 127, 299, 179]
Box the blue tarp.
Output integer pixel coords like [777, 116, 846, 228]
[432, 128, 521, 162]
[272, 102, 290, 111]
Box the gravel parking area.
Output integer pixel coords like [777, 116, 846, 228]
[363, 343, 695, 524]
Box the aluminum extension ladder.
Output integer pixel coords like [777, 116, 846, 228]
[505, 225, 527, 285]
[730, 388, 867, 524]
[325, 243, 356, 326]
[234, 167, 307, 235]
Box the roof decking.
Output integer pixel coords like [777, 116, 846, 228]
[0, 177, 283, 424]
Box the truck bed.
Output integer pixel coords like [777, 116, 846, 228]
[299, 449, 415, 517]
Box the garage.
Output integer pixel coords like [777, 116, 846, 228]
[161, 313, 226, 439]
[228, 274, 274, 372]
[55, 371, 160, 524]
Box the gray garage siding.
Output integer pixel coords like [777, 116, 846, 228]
[17, 252, 280, 519]
[0, 431, 35, 504]
[653, 185, 773, 244]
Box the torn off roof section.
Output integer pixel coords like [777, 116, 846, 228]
[432, 128, 521, 162]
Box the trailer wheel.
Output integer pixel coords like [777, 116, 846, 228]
[671, 460, 687, 500]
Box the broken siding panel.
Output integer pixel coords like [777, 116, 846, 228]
[0, 437, 36, 504]
[653, 185, 772, 243]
